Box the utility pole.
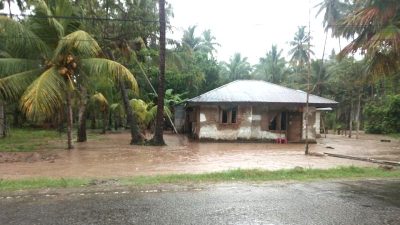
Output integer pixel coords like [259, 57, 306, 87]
[305, 1, 312, 155]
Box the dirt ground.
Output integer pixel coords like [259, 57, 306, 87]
[0, 131, 399, 179]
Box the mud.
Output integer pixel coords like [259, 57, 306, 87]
[0, 131, 398, 179]
[0, 152, 58, 163]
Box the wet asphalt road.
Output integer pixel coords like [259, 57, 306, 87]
[1, 179, 400, 225]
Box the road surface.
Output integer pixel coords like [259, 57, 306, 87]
[1, 179, 400, 225]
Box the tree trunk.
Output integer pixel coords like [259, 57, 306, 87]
[151, 0, 166, 145]
[114, 112, 119, 130]
[101, 110, 109, 134]
[13, 107, 19, 127]
[66, 91, 74, 149]
[356, 93, 361, 139]
[0, 101, 5, 138]
[349, 100, 353, 138]
[119, 79, 143, 144]
[77, 87, 87, 142]
[90, 113, 96, 129]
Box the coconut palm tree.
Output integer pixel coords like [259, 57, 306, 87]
[181, 26, 202, 52]
[151, 0, 166, 145]
[288, 26, 314, 69]
[254, 45, 286, 84]
[199, 29, 220, 58]
[0, 1, 138, 149]
[222, 53, 252, 81]
[335, 0, 400, 75]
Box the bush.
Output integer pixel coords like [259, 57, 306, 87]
[364, 95, 400, 134]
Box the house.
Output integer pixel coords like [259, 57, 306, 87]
[176, 80, 337, 142]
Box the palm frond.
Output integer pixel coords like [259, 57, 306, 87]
[91, 92, 109, 112]
[29, 0, 65, 38]
[0, 16, 50, 58]
[0, 58, 40, 77]
[20, 67, 66, 120]
[130, 98, 149, 125]
[81, 58, 138, 94]
[53, 30, 101, 59]
[0, 68, 43, 101]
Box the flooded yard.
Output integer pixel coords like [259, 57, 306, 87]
[0, 132, 398, 179]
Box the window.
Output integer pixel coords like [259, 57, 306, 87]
[231, 107, 237, 123]
[268, 112, 287, 131]
[269, 115, 277, 130]
[220, 106, 238, 124]
[281, 112, 287, 130]
[222, 109, 228, 123]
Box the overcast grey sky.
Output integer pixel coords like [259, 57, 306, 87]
[168, 0, 347, 64]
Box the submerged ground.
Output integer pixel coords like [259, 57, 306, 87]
[0, 131, 398, 179]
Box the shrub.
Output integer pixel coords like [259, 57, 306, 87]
[364, 95, 400, 134]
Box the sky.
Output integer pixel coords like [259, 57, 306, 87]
[167, 0, 346, 64]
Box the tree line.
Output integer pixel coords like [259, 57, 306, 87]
[0, 0, 399, 149]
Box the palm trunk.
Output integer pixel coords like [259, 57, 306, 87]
[348, 100, 353, 138]
[101, 110, 108, 134]
[0, 101, 5, 138]
[66, 91, 74, 149]
[90, 113, 96, 129]
[356, 93, 361, 139]
[77, 87, 87, 142]
[151, 0, 166, 145]
[119, 79, 143, 144]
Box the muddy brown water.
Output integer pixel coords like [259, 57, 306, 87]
[0, 132, 398, 179]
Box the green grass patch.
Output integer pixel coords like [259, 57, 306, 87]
[0, 128, 102, 152]
[1, 167, 399, 192]
[121, 166, 400, 186]
[0, 128, 62, 152]
[388, 133, 400, 139]
[0, 178, 89, 191]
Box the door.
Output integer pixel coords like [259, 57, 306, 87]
[287, 112, 302, 142]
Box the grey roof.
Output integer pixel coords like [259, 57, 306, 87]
[187, 80, 338, 106]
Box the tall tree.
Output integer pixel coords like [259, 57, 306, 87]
[222, 53, 252, 81]
[151, 0, 166, 145]
[0, 8, 138, 149]
[254, 45, 286, 84]
[334, 0, 400, 75]
[288, 26, 314, 69]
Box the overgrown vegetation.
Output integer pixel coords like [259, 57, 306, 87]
[364, 95, 400, 134]
[1, 167, 399, 191]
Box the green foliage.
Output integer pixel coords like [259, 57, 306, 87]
[121, 166, 400, 186]
[0, 128, 61, 152]
[1, 167, 399, 191]
[364, 95, 400, 134]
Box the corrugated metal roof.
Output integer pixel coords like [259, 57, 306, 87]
[187, 80, 338, 106]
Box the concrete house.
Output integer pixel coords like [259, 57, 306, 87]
[176, 80, 337, 142]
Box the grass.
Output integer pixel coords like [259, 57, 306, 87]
[1, 166, 399, 191]
[0, 128, 62, 152]
[0, 178, 89, 191]
[0, 128, 102, 152]
[388, 133, 400, 139]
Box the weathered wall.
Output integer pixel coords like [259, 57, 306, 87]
[315, 111, 321, 136]
[302, 107, 317, 140]
[198, 105, 284, 141]
[173, 105, 186, 133]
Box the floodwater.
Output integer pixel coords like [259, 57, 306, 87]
[0, 132, 398, 179]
